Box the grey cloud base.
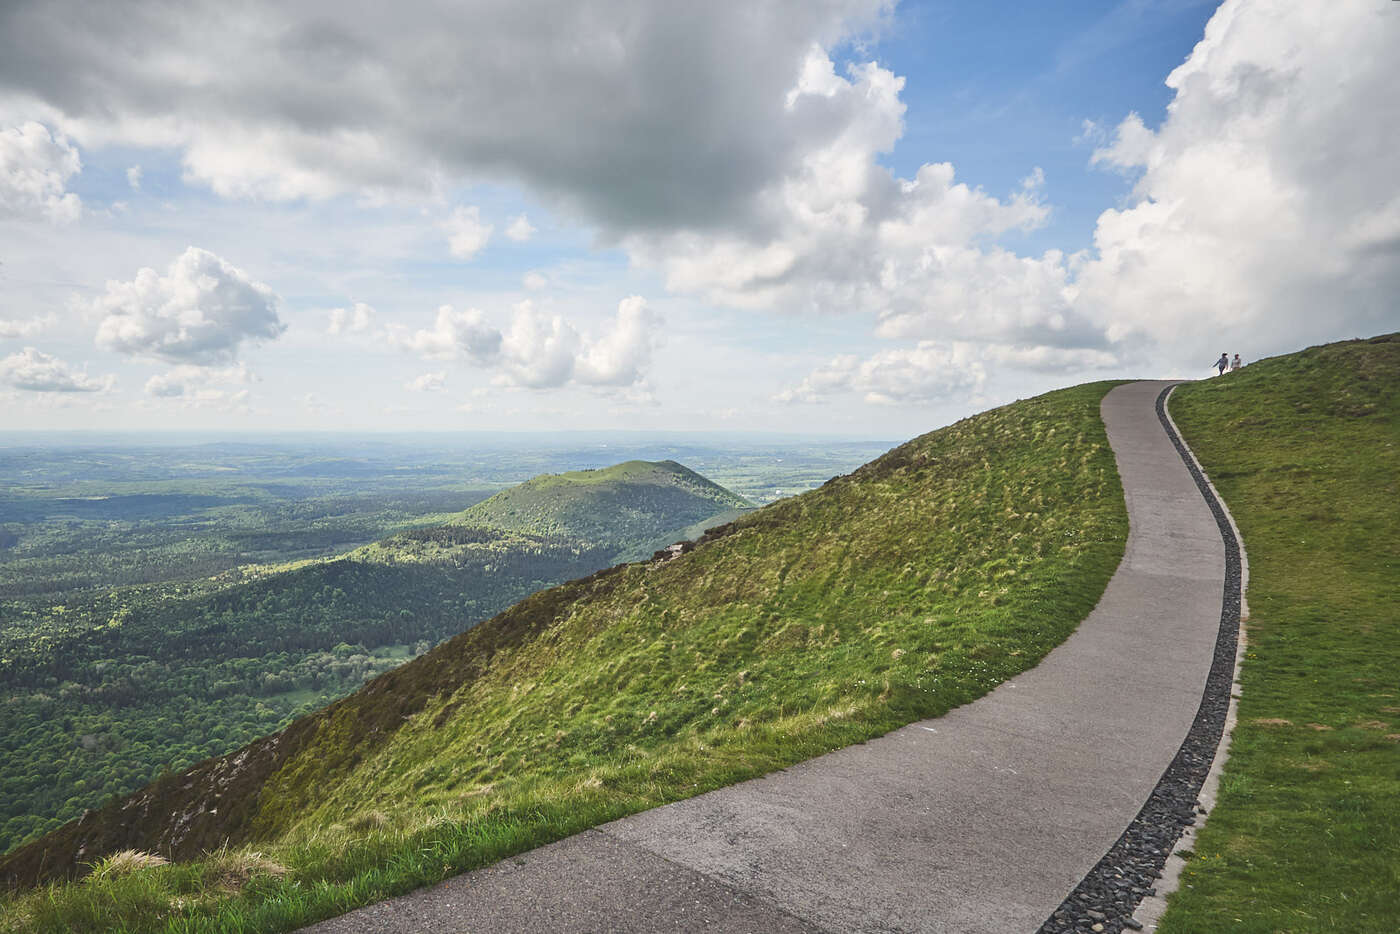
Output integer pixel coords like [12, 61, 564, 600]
[0, 0, 886, 230]
[300, 378, 1239, 934]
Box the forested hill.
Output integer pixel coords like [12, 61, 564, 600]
[452, 459, 753, 556]
[0, 460, 750, 858]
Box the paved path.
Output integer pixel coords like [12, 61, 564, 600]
[303, 380, 1228, 934]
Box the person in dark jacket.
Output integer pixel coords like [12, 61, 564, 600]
[1215, 352, 1229, 375]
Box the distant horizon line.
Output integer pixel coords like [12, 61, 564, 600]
[0, 428, 900, 443]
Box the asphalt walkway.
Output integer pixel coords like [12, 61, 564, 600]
[303, 380, 1229, 934]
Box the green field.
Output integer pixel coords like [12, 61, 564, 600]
[1161, 335, 1400, 933]
[0, 381, 1128, 933]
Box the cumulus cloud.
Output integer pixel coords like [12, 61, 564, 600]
[125, 164, 142, 190]
[390, 305, 503, 362]
[327, 302, 374, 335]
[0, 346, 111, 392]
[443, 205, 492, 260]
[761, 0, 1400, 381]
[0, 314, 53, 338]
[1068, 0, 1400, 359]
[498, 297, 659, 388]
[0, 121, 80, 222]
[522, 271, 548, 291]
[571, 296, 657, 385]
[625, 52, 1078, 356]
[505, 214, 536, 242]
[494, 303, 579, 388]
[93, 247, 285, 364]
[393, 296, 659, 389]
[405, 371, 446, 392]
[777, 342, 985, 405]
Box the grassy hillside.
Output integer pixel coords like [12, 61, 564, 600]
[0, 462, 746, 857]
[1162, 334, 1400, 933]
[0, 382, 1128, 933]
[454, 459, 752, 558]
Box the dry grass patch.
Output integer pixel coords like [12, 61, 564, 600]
[205, 850, 288, 893]
[86, 850, 168, 881]
[348, 810, 389, 832]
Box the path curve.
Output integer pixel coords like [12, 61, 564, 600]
[303, 380, 1235, 934]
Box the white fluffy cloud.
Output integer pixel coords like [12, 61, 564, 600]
[498, 297, 658, 388]
[125, 164, 142, 191]
[777, 342, 984, 405]
[1069, 0, 1400, 359]
[505, 214, 536, 242]
[571, 296, 657, 386]
[390, 305, 503, 362]
[0, 314, 53, 338]
[0, 121, 80, 222]
[443, 206, 492, 260]
[93, 247, 285, 364]
[327, 302, 374, 335]
[393, 296, 659, 389]
[0, 347, 110, 392]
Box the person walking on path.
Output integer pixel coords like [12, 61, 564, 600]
[1215, 352, 1229, 375]
[1231, 354, 1242, 371]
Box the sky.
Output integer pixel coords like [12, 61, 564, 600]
[1, 0, 1397, 437]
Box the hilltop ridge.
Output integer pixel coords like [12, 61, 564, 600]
[451, 459, 752, 556]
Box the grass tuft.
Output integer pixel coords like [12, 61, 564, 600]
[85, 851, 169, 882]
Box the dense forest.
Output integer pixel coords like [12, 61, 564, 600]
[0, 529, 613, 851]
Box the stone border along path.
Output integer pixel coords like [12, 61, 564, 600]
[301, 380, 1244, 934]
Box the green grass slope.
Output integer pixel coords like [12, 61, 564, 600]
[0, 382, 1128, 933]
[453, 459, 753, 557]
[1162, 334, 1400, 933]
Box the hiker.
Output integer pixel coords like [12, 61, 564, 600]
[1215, 352, 1229, 375]
[1231, 353, 1242, 371]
